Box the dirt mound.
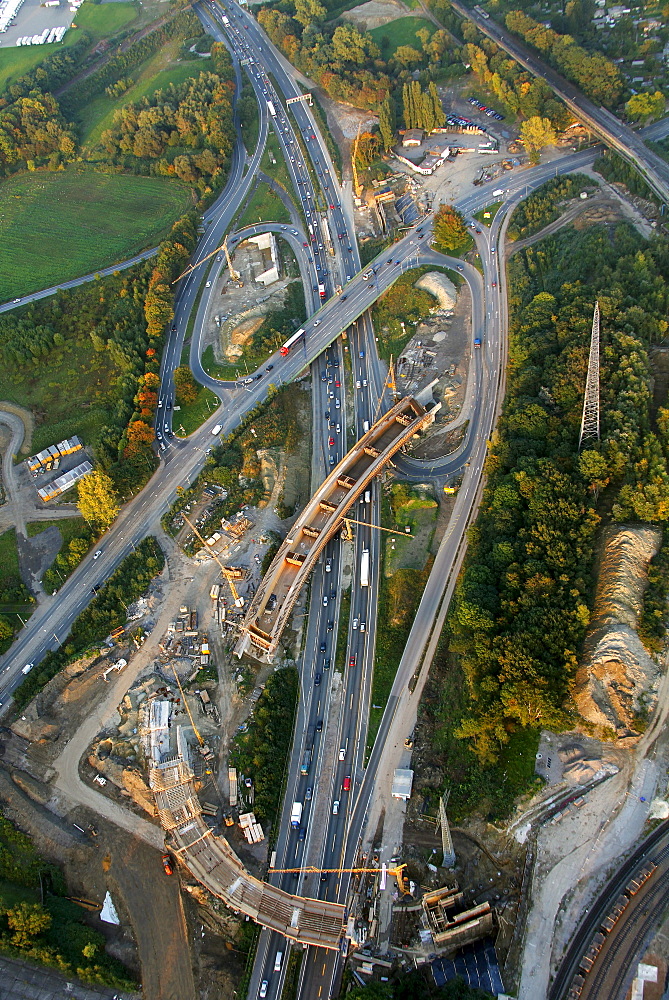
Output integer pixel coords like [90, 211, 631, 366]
[415, 271, 457, 312]
[573, 525, 662, 737]
[343, 0, 410, 30]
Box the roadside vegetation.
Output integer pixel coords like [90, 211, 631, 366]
[238, 182, 291, 230]
[638, 536, 669, 654]
[345, 966, 494, 1000]
[13, 537, 164, 710]
[594, 150, 657, 203]
[473, 201, 502, 226]
[0, 815, 136, 990]
[506, 174, 594, 241]
[228, 667, 299, 827]
[0, 529, 34, 652]
[27, 518, 92, 594]
[371, 266, 442, 360]
[449, 221, 669, 764]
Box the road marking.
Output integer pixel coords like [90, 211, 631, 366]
[321, 964, 326, 976]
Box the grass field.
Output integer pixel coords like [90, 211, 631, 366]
[0, 169, 192, 302]
[474, 200, 503, 225]
[238, 181, 290, 229]
[71, 1, 139, 41]
[0, 530, 21, 592]
[175, 386, 220, 436]
[26, 516, 87, 541]
[369, 16, 434, 57]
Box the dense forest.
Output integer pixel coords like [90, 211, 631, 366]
[345, 972, 492, 1000]
[506, 174, 594, 240]
[450, 219, 669, 763]
[256, 0, 463, 109]
[98, 65, 235, 193]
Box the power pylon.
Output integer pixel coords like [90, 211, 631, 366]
[579, 301, 600, 450]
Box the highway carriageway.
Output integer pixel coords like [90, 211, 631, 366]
[237, 396, 436, 658]
[151, 756, 345, 949]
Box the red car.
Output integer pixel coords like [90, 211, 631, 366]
[329, 204, 335, 210]
[335, 380, 341, 387]
[349, 655, 356, 668]
[329, 436, 335, 446]
[343, 775, 351, 791]
[162, 854, 174, 875]
[303, 242, 308, 248]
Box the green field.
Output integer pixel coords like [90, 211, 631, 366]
[174, 386, 221, 436]
[71, 1, 139, 41]
[369, 16, 435, 57]
[0, 169, 192, 302]
[27, 517, 87, 541]
[238, 182, 290, 229]
[474, 200, 503, 226]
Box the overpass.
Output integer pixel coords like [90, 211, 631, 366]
[237, 396, 437, 659]
[450, 0, 669, 206]
[150, 756, 345, 949]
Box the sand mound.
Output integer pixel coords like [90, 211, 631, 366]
[415, 272, 457, 312]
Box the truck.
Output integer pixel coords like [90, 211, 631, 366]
[291, 802, 303, 828]
[212, 424, 222, 436]
[360, 548, 370, 587]
[318, 283, 326, 299]
[300, 749, 312, 775]
[474, 338, 482, 349]
[267, 100, 276, 117]
[492, 188, 505, 197]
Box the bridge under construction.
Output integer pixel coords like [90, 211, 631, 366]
[237, 396, 436, 659]
[150, 756, 346, 949]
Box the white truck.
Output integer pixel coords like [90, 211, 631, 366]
[291, 802, 303, 828]
[360, 548, 370, 587]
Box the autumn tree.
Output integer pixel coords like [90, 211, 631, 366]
[625, 91, 665, 123]
[432, 204, 471, 255]
[174, 366, 199, 405]
[77, 470, 120, 529]
[378, 94, 395, 150]
[519, 116, 556, 163]
[6, 902, 51, 948]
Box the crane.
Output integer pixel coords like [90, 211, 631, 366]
[373, 355, 398, 425]
[269, 862, 410, 893]
[169, 663, 205, 749]
[339, 513, 411, 542]
[223, 235, 242, 285]
[181, 513, 244, 608]
[352, 121, 364, 200]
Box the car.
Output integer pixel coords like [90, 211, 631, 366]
[360, 619, 366, 632]
[93, 550, 102, 560]
[206, 281, 211, 287]
[306, 786, 313, 800]
[314, 672, 322, 685]
[93, 773, 107, 786]
[341, 295, 347, 301]
[324, 657, 331, 669]
[359, 349, 365, 359]
[335, 379, 341, 387]
[171, 324, 177, 332]
[349, 655, 356, 668]
[299, 828, 306, 841]
[311, 134, 315, 139]
[363, 379, 368, 387]
[303, 242, 309, 248]
[320, 872, 329, 882]
[492, 280, 497, 287]
[336, 423, 340, 433]
[266, 364, 274, 372]
[332, 800, 340, 815]
[320, 641, 327, 653]
[316, 719, 323, 732]
[491, 246, 496, 253]
[22, 663, 34, 675]
[327, 619, 334, 631]
[259, 982, 268, 999]
[329, 204, 335, 210]
[162, 854, 174, 876]
[329, 456, 335, 466]
[343, 775, 351, 791]
[356, 380, 361, 389]
[325, 409, 330, 419]
[92, 585, 101, 594]
[335, 399, 340, 408]
[325, 557, 332, 572]
[329, 436, 335, 447]
[323, 595, 328, 606]
[167, 399, 172, 409]
[314, 319, 321, 327]
[352, 617, 359, 629]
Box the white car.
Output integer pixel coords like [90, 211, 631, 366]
[356, 380, 361, 389]
[325, 558, 332, 573]
[332, 800, 340, 815]
[93, 550, 102, 560]
[205, 281, 211, 287]
[352, 617, 359, 630]
[360, 621, 366, 633]
[338, 747, 346, 761]
[259, 982, 268, 999]
[313, 320, 320, 327]
[323, 595, 328, 606]
[335, 399, 340, 409]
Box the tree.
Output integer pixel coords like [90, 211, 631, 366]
[432, 204, 471, 255]
[625, 91, 665, 124]
[378, 95, 395, 150]
[293, 0, 326, 29]
[0, 616, 12, 642]
[174, 365, 199, 405]
[77, 470, 120, 529]
[6, 902, 51, 948]
[519, 115, 556, 163]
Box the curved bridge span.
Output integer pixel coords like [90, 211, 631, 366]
[238, 396, 436, 659]
[150, 757, 345, 949]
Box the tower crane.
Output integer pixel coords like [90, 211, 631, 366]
[181, 513, 244, 608]
[269, 862, 410, 893]
[373, 355, 398, 425]
[339, 513, 410, 542]
[352, 121, 364, 200]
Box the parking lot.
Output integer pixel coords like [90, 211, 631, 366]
[0, 0, 74, 49]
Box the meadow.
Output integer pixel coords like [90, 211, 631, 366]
[369, 16, 435, 57]
[0, 169, 192, 301]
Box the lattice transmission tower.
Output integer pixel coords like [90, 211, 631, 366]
[579, 301, 601, 450]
